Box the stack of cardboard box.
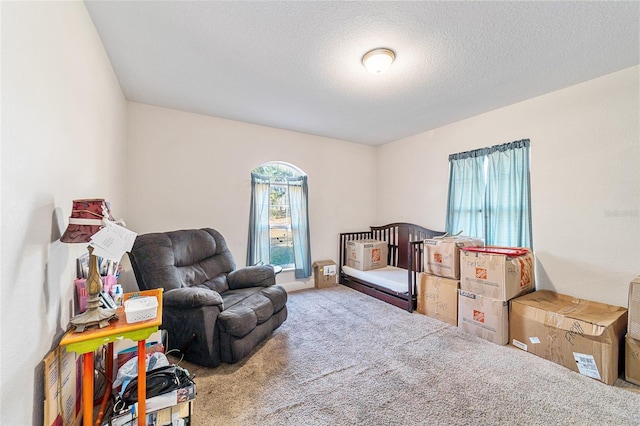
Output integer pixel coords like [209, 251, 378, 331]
[457, 246, 535, 345]
[417, 236, 483, 326]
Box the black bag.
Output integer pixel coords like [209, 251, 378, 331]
[121, 364, 193, 405]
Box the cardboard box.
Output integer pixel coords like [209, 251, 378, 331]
[625, 335, 640, 386]
[460, 247, 535, 301]
[510, 290, 627, 385]
[346, 239, 388, 271]
[312, 260, 337, 289]
[457, 290, 509, 345]
[44, 347, 82, 426]
[628, 275, 640, 340]
[416, 272, 459, 326]
[423, 236, 483, 279]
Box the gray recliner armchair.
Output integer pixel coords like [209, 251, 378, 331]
[128, 228, 288, 367]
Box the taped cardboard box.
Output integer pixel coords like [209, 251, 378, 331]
[423, 236, 483, 279]
[346, 239, 388, 271]
[417, 272, 459, 326]
[457, 290, 509, 345]
[460, 247, 534, 301]
[312, 260, 337, 289]
[628, 275, 640, 340]
[625, 335, 640, 386]
[510, 290, 627, 386]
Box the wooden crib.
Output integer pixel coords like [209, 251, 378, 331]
[338, 222, 445, 312]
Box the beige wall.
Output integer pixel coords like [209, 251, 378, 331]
[1, 2, 127, 424]
[124, 102, 378, 291]
[2, 3, 638, 424]
[377, 66, 640, 307]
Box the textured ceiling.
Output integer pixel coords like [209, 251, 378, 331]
[84, 1, 640, 146]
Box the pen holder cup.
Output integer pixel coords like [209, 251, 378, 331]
[75, 275, 117, 313]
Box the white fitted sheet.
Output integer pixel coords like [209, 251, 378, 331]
[342, 265, 409, 294]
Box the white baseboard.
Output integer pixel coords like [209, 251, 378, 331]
[279, 280, 314, 293]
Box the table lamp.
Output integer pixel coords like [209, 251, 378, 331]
[61, 198, 118, 331]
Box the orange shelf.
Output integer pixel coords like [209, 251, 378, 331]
[60, 288, 163, 426]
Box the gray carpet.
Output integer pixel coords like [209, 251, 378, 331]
[177, 286, 640, 425]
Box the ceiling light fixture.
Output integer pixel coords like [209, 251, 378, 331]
[362, 48, 395, 75]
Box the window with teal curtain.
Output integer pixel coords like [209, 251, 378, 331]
[247, 162, 312, 277]
[445, 139, 532, 248]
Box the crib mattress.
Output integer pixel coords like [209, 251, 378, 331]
[342, 265, 409, 294]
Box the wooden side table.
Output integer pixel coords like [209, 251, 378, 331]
[60, 288, 163, 426]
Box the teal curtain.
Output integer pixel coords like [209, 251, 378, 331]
[287, 175, 312, 278]
[485, 140, 532, 247]
[247, 173, 271, 266]
[445, 149, 486, 238]
[445, 139, 532, 248]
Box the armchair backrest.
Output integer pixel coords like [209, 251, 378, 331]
[129, 228, 236, 294]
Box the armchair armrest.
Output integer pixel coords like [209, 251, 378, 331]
[227, 265, 275, 289]
[163, 287, 224, 309]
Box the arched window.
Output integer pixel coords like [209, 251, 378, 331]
[247, 162, 311, 278]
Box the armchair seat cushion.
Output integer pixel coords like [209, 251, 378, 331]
[218, 304, 258, 338]
[219, 287, 288, 338]
[220, 288, 263, 311]
[259, 285, 288, 313]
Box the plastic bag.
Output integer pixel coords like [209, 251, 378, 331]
[113, 352, 169, 389]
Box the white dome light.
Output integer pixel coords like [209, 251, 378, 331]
[362, 48, 395, 75]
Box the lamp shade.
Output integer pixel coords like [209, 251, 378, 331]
[60, 199, 113, 243]
[362, 48, 395, 75]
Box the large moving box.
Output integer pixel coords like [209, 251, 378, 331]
[628, 275, 640, 340]
[510, 290, 627, 385]
[458, 290, 509, 345]
[312, 260, 337, 289]
[625, 335, 640, 386]
[460, 247, 534, 301]
[346, 239, 388, 271]
[417, 273, 459, 326]
[423, 236, 483, 279]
